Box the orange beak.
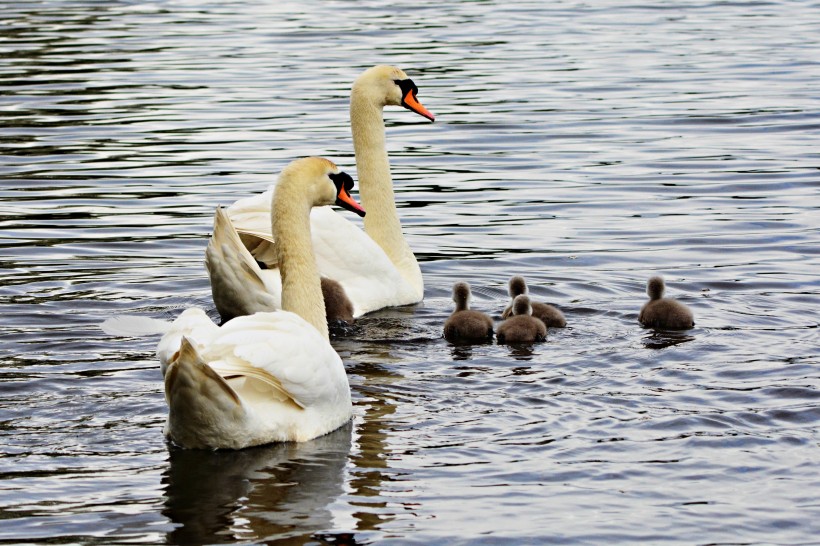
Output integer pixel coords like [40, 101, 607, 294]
[402, 89, 435, 122]
[330, 171, 366, 217]
[336, 185, 366, 217]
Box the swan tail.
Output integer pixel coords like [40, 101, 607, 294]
[100, 315, 172, 337]
[164, 338, 246, 449]
[167, 338, 241, 406]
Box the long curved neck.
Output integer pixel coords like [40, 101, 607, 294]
[272, 187, 329, 340]
[350, 92, 422, 292]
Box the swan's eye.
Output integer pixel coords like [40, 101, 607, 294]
[395, 78, 419, 98]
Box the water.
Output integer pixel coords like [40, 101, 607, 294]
[1, 0, 819, 543]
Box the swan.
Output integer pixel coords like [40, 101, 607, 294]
[497, 295, 547, 344]
[443, 282, 494, 343]
[638, 276, 695, 330]
[501, 276, 567, 328]
[206, 65, 435, 322]
[106, 158, 365, 449]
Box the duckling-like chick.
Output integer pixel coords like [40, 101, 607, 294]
[497, 295, 547, 344]
[638, 276, 694, 330]
[501, 276, 566, 328]
[443, 282, 494, 343]
[321, 277, 354, 324]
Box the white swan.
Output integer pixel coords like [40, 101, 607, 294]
[206, 65, 435, 322]
[106, 158, 364, 449]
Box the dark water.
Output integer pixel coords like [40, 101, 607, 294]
[2, 0, 819, 543]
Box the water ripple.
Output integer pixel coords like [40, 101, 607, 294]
[2, 0, 820, 544]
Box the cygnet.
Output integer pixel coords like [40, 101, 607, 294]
[638, 276, 695, 330]
[502, 276, 566, 328]
[497, 294, 547, 344]
[443, 282, 494, 343]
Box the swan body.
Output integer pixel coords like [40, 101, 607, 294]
[497, 295, 547, 344]
[501, 276, 566, 328]
[208, 195, 420, 319]
[443, 282, 494, 343]
[206, 65, 434, 321]
[638, 276, 695, 330]
[161, 309, 351, 449]
[159, 157, 362, 449]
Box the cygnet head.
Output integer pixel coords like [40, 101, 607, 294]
[647, 276, 666, 300]
[352, 65, 435, 121]
[511, 294, 533, 316]
[508, 276, 528, 298]
[276, 157, 366, 217]
[452, 282, 472, 312]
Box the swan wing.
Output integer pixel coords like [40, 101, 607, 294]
[227, 194, 419, 317]
[229, 200, 421, 317]
[237, 230, 278, 268]
[206, 207, 282, 319]
[156, 308, 220, 376]
[100, 315, 171, 337]
[201, 311, 349, 410]
[228, 188, 280, 267]
[309, 206, 420, 316]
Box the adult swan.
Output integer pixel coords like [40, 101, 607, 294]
[206, 65, 435, 321]
[156, 158, 365, 449]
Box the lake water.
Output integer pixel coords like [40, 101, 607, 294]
[1, 0, 819, 543]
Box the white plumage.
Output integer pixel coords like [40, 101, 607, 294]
[206, 65, 434, 322]
[211, 193, 421, 318]
[103, 157, 358, 449]
[160, 308, 351, 449]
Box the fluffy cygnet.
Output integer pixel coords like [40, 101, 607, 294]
[501, 276, 566, 328]
[443, 282, 494, 343]
[321, 277, 354, 325]
[496, 295, 547, 344]
[638, 276, 695, 330]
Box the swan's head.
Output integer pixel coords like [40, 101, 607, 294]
[647, 276, 665, 300]
[511, 294, 533, 317]
[452, 281, 472, 310]
[279, 157, 366, 217]
[508, 276, 528, 298]
[353, 65, 435, 122]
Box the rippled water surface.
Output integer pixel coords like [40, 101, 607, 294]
[2, 0, 819, 543]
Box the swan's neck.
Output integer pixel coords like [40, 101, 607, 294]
[350, 94, 422, 293]
[273, 192, 329, 340]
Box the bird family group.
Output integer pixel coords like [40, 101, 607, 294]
[105, 65, 693, 451]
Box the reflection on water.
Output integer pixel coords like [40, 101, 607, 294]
[163, 424, 353, 544]
[640, 330, 696, 350]
[159, 331, 413, 545]
[2, 0, 820, 543]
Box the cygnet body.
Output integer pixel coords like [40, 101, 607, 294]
[321, 277, 354, 325]
[501, 276, 566, 328]
[497, 295, 547, 344]
[443, 282, 494, 343]
[638, 276, 695, 330]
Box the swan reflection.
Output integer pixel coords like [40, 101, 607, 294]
[162, 423, 353, 544]
[162, 334, 409, 544]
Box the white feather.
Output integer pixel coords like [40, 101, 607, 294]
[205, 66, 431, 323]
[159, 157, 355, 449]
[100, 315, 172, 337]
